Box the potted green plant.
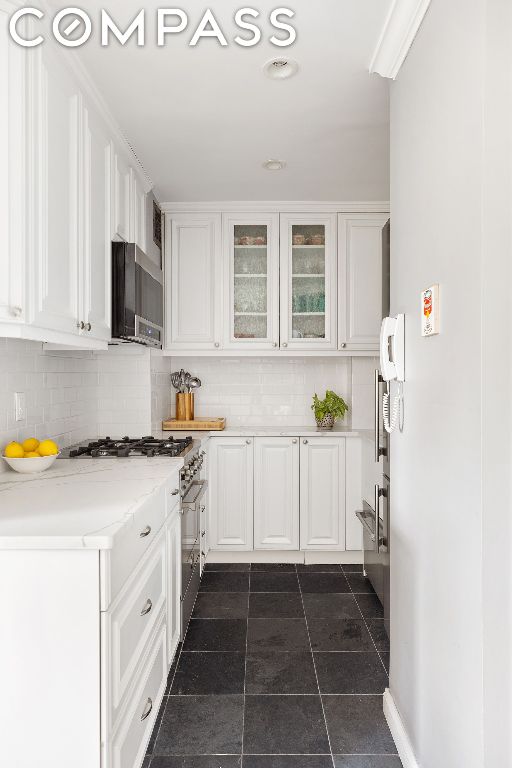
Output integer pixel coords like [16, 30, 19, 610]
[311, 390, 349, 430]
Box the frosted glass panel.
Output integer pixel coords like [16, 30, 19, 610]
[233, 225, 268, 339]
[291, 225, 326, 340]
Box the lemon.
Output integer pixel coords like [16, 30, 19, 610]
[22, 437, 40, 453]
[24, 451, 40, 458]
[37, 439, 59, 457]
[4, 442, 24, 458]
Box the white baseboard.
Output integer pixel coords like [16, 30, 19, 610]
[383, 688, 419, 768]
[206, 550, 363, 565]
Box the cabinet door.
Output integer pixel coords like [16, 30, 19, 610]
[300, 437, 346, 550]
[280, 214, 337, 350]
[166, 213, 222, 350]
[166, 509, 181, 666]
[254, 437, 299, 550]
[27, 45, 80, 335]
[112, 147, 131, 242]
[209, 438, 253, 550]
[223, 213, 279, 350]
[81, 101, 111, 341]
[130, 169, 146, 252]
[338, 214, 389, 350]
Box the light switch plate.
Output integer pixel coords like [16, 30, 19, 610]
[14, 392, 26, 422]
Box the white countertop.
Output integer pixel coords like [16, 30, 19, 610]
[0, 457, 183, 551]
[159, 425, 361, 439]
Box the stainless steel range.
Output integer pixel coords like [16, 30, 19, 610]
[60, 435, 207, 637]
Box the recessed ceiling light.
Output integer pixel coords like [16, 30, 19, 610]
[263, 159, 286, 171]
[263, 58, 299, 80]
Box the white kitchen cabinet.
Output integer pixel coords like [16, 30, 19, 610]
[254, 437, 299, 550]
[112, 148, 131, 243]
[165, 213, 222, 350]
[300, 437, 346, 550]
[27, 44, 81, 337]
[81, 99, 112, 342]
[280, 213, 338, 350]
[223, 213, 280, 350]
[208, 437, 253, 550]
[338, 214, 389, 350]
[166, 507, 181, 666]
[131, 169, 147, 252]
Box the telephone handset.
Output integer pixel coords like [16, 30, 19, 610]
[380, 314, 405, 433]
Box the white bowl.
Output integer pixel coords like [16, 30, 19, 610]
[2, 453, 60, 474]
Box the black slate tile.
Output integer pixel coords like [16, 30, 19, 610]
[367, 619, 390, 652]
[192, 593, 248, 619]
[151, 758, 241, 768]
[250, 563, 297, 572]
[155, 695, 244, 755]
[334, 757, 403, 768]
[341, 564, 364, 573]
[249, 593, 304, 619]
[355, 593, 384, 619]
[142, 758, 152, 768]
[250, 573, 299, 593]
[199, 572, 249, 592]
[303, 593, 361, 620]
[247, 618, 310, 652]
[171, 652, 245, 695]
[296, 563, 342, 572]
[381, 652, 390, 673]
[346, 574, 376, 594]
[245, 651, 318, 694]
[323, 695, 397, 754]
[314, 652, 388, 694]
[298, 573, 350, 593]
[183, 619, 246, 652]
[203, 562, 250, 572]
[243, 695, 330, 754]
[244, 758, 332, 768]
[308, 619, 375, 651]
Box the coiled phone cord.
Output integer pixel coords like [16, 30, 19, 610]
[383, 381, 404, 434]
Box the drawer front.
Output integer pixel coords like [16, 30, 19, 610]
[108, 533, 167, 719]
[111, 622, 167, 768]
[109, 486, 167, 606]
[166, 470, 181, 517]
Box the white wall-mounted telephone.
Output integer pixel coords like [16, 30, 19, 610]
[380, 314, 405, 433]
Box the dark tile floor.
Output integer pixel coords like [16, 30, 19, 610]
[145, 563, 400, 768]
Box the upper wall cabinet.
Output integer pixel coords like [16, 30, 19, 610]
[280, 214, 337, 351]
[111, 149, 131, 243]
[130, 169, 147, 252]
[338, 214, 390, 350]
[223, 213, 280, 350]
[165, 213, 222, 350]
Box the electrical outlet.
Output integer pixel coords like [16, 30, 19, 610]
[14, 392, 26, 422]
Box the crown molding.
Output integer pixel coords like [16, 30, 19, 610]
[160, 201, 390, 214]
[369, 0, 431, 79]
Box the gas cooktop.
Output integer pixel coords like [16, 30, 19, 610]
[60, 435, 195, 459]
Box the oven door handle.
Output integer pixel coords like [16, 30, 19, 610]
[182, 480, 208, 510]
[356, 509, 375, 543]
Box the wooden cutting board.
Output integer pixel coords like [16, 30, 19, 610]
[162, 417, 226, 431]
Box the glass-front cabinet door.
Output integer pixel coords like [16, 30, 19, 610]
[223, 214, 279, 349]
[279, 214, 337, 350]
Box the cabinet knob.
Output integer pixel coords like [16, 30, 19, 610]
[245, 439, 251, 445]
[214, 342, 220, 348]
[77, 320, 85, 330]
[340, 342, 346, 349]
[292, 439, 297, 444]
[86, 322, 92, 332]
[303, 439, 308, 444]
[272, 342, 278, 348]
[170, 488, 179, 496]
[282, 342, 288, 348]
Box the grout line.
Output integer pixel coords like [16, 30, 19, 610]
[346, 577, 388, 674]
[240, 569, 250, 765]
[297, 571, 336, 768]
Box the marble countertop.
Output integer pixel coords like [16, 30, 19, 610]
[0, 457, 183, 550]
[159, 425, 361, 439]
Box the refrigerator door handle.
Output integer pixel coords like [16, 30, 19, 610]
[374, 369, 383, 463]
[374, 484, 380, 552]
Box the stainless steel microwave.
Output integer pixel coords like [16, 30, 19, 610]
[111, 242, 163, 348]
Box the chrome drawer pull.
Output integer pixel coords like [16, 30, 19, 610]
[140, 698, 153, 721]
[140, 599, 153, 616]
[139, 526, 151, 538]
[170, 489, 179, 496]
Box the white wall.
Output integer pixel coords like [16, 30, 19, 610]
[389, 0, 511, 765]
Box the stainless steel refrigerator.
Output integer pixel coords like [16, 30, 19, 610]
[357, 220, 390, 638]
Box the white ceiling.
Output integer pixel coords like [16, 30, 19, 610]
[70, 0, 391, 202]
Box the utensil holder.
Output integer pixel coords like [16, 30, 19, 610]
[176, 393, 194, 421]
